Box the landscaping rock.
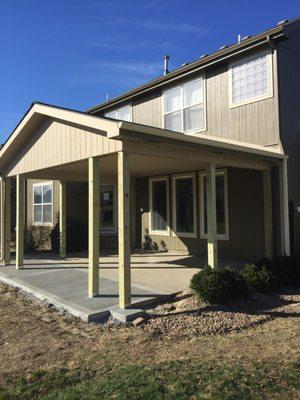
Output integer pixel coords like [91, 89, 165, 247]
[132, 317, 145, 326]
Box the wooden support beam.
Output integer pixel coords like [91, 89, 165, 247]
[59, 181, 66, 258]
[206, 163, 218, 268]
[88, 157, 100, 297]
[263, 169, 273, 259]
[279, 160, 290, 256]
[0, 178, 11, 266]
[118, 151, 131, 308]
[0, 178, 5, 263]
[16, 175, 25, 269]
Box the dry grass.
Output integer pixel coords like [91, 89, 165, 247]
[0, 283, 299, 399]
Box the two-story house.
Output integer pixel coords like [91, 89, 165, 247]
[0, 18, 299, 309]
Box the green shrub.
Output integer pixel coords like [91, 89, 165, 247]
[241, 264, 281, 294]
[190, 266, 250, 304]
[275, 256, 300, 285]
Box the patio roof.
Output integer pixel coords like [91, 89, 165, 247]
[0, 102, 286, 178]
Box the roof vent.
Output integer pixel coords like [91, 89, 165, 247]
[242, 35, 252, 41]
[181, 62, 189, 67]
[219, 45, 228, 50]
[199, 54, 208, 59]
[163, 55, 170, 76]
[277, 19, 288, 26]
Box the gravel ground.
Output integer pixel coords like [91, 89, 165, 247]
[141, 288, 300, 337]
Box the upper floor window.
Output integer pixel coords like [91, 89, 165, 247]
[163, 77, 205, 133]
[104, 104, 131, 121]
[33, 182, 53, 225]
[229, 51, 273, 107]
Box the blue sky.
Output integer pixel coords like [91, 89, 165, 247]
[1, 0, 299, 142]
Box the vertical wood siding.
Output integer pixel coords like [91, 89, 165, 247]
[277, 24, 300, 256]
[94, 51, 281, 147]
[136, 168, 265, 261]
[6, 118, 122, 177]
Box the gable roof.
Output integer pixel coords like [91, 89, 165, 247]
[86, 18, 300, 115]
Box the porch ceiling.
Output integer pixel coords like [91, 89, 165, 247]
[24, 152, 211, 181]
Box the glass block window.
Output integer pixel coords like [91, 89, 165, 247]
[173, 175, 196, 236]
[33, 182, 53, 224]
[149, 177, 168, 233]
[200, 171, 229, 240]
[100, 185, 115, 232]
[104, 104, 131, 121]
[231, 52, 271, 105]
[164, 77, 205, 133]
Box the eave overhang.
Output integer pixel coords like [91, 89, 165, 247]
[86, 24, 287, 115]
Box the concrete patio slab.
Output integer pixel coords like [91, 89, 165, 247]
[0, 252, 206, 322]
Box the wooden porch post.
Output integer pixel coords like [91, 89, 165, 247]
[118, 151, 131, 308]
[279, 159, 290, 256]
[16, 175, 25, 269]
[206, 163, 218, 268]
[59, 181, 66, 258]
[0, 178, 11, 266]
[263, 169, 273, 259]
[88, 157, 100, 297]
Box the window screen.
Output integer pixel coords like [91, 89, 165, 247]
[174, 177, 195, 234]
[150, 179, 168, 232]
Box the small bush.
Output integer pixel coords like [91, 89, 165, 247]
[24, 225, 51, 253]
[190, 266, 250, 304]
[275, 256, 300, 285]
[241, 264, 281, 294]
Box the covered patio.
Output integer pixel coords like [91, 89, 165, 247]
[0, 103, 290, 316]
[0, 252, 205, 322]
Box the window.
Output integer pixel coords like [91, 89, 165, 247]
[200, 170, 229, 240]
[104, 104, 131, 121]
[163, 77, 205, 133]
[229, 51, 273, 107]
[172, 174, 196, 237]
[33, 182, 53, 225]
[149, 177, 169, 235]
[100, 185, 116, 232]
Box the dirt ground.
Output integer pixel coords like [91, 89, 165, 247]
[0, 282, 299, 385]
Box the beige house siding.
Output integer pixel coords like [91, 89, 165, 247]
[137, 168, 265, 261]
[277, 24, 300, 256]
[95, 49, 280, 148]
[5, 118, 122, 177]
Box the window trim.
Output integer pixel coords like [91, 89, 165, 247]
[104, 103, 132, 122]
[172, 173, 197, 238]
[228, 50, 274, 109]
[199, 169, 229, 241]
[100, 183, 117, 235]
[149, 176, 170, 236]
[32, 181, 53, 226]
[162, 76, 207, 134]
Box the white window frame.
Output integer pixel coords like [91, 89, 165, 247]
[228, 50, 274, 108]
[32, 181, 53, 226]
[100, 183, 117, 235]
[149, 176, 170, 236]
[104, 103, 132, 122]
[199, 169, 229, 241]
[172, 173, 197, 238]
[162, 76, 206, 134]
